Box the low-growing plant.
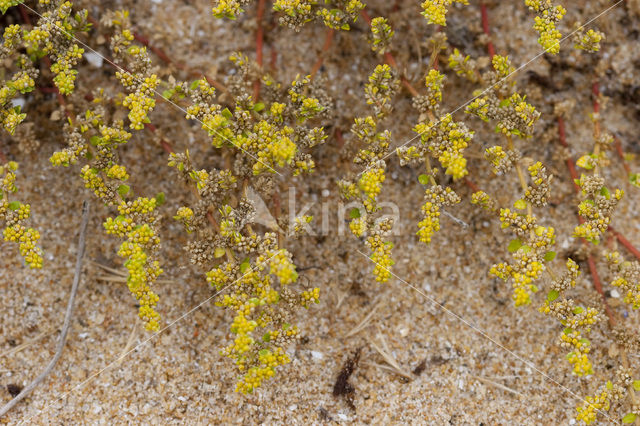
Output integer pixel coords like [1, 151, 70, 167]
[2, 0, 640, 423]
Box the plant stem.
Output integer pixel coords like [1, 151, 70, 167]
[310, 28, 335, 79]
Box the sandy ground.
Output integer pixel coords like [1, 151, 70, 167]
[1, 0, 640, 424]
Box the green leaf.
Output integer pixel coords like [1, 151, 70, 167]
[520, 245, 532, 253]
[606, 380, 613, 390]
[214, 247, 226, 258]
[630, 173, 640, 188]
[418, 174, 430, 185]
[162, 89, 174, 100]
[633, 380, 640, 391]
[573, 306, 584, 314]
[253, 102, 265, 112]
[8, 201, 21, 211]
[507, 238, 522, 253]
[600, 186, 610, 199]
[189, 80, 201, 90]
[499, 98, 511, 108]
[543, 251, 556, 262]
[349, 208, 361, 219]
[547, 289, 559, 302]
[154, 192, 165, 206]
[117, 184, 130, 197]
[622, 413, 637, 423]
[513, 199, 527, 210]
[239, 257, 251, 273]
[221, 108, 233, 119]
[262, 332, 271, 342]
[89, 135, 101, 146]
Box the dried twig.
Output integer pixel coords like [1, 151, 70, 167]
[0, 201, 90, 417]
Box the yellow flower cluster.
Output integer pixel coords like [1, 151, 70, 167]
[301, 287, 320, 308]
[1, 162, 43, 269]
[266, 249, 298, 285]
[317, 0, 364, 31]
[235, 347, 290, 394]
[211, 0, 247, 19]
[447, 48, 477, 82]
[122, 75, 158, 130]
[0, 0, 24, 14]
[80, 165, 110, 200]
[573, 175, 623, 244]
[576, 387, 610, 424]
[606, 251, 640, 309]
[367, 234, 393, 283]
[1, 70, 35, 135]
[414, 113, 473, 180]
[574, 27, 604, 52]
[421, 0, 469, 26]
[109, 11, 158, 130]
[417, 185, 460, 244]
[358, 167, 385, 212]
[209, 249, 311, 393]
[106, 197, 162, 331]
[369, 17, 394, 54]
[20, 0, 88, 95]
[423, 69, 445, 108]
[524, 0, 566, 54]
[364, 64, 398, 119]
[562, 330, 593, 376]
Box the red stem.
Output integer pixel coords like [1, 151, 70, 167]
[614, 136, 632, 175]
[310, 28, 335, 79]
[253, 0, 266, 101]
[479, 2, 496, 58]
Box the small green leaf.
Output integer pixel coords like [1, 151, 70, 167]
[262, 333, 271, 342]
[154, 192, 165, 206]
[189, 80, 201, 90]
[349, 208, 361, 219]
[214, 247, 226, 258]
[513, 199, 527, 210]
[253, 102, 265, 112]
[89, 135, 101, 146]
[543, 251, 556, 262]
[573, 306, 584, 314]
[600, 186, 610, 199]
[507, 238, 522, 253]
[221, 108, 233, 119]
[117, 184, 130, 197]
[8, 201, 21, 211]
[162, 89, 174, 100]
[418, 174, 430, 185]
[520, 245, 532, 253]
[633, 380, 640, 391]
[547, 289, 559, 302]
[622, 413, 637, 423]
[606, 380, 613, 390]
[630, 173, 640, 188]
[239, 257, 251, 273]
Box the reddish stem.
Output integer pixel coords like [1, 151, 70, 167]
[310, 28, 335, 79]
[464, 178, 480, 193]
[362, 10, 418, 97]
[557, 116, 580, 192]
[609, 227, 640, 262]
[335, 128, 345, 149]
[614, 136, 632, 175]
[253, 0, 266, 101]
[479, 2, 496, 58]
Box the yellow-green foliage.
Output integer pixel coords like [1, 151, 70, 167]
[0, 161, 43, 269]
[421, 0, 468, 26]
